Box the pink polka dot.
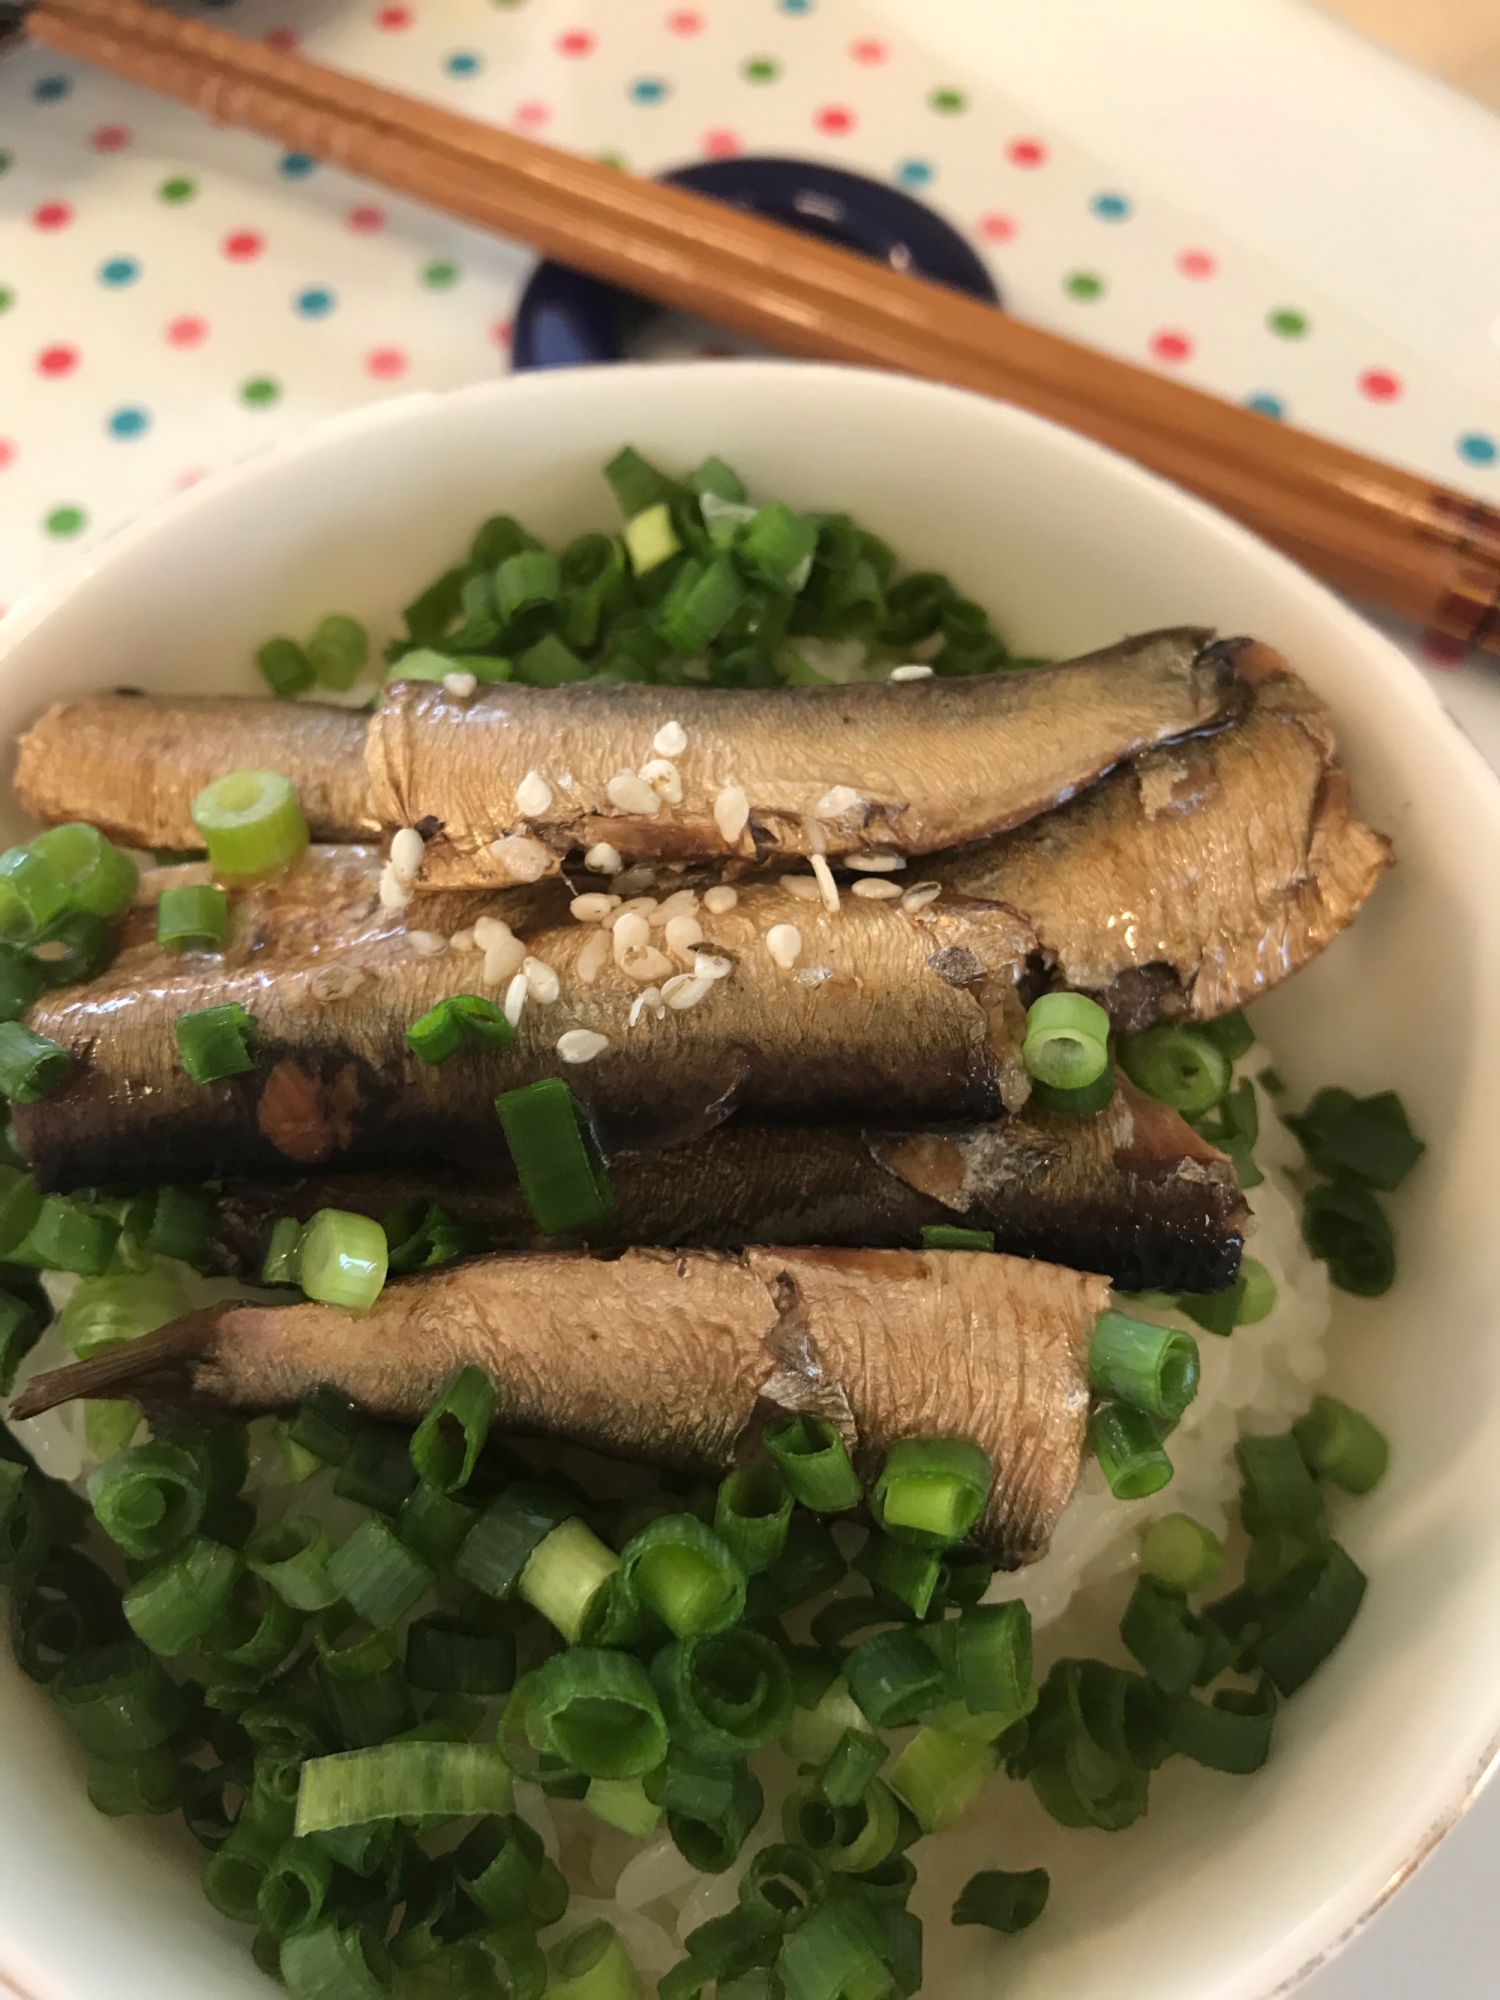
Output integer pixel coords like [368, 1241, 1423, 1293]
[1177, 248, 1217, 279]
[222, 229, 265, 262]
[1420, 628, 1465, 668]
[703, 128, 741, 159]
[1151, 329, 1194, 363]
[366, 346, 409, 379]
[176, 468, 209, 490]
[815, 105, 856, 136]
[850, 37, 887, 63]
[491, 319, 513, 347]
[1005, 138, 1048, 168]
[166, 314, 208, 347]
[979, 212, 1018, 243]
[0, 441, 15, 471]
[376, 5, 413, 26]
[1359, 368, 1401, 402]
[513, 101, 552, 130]
[32, 201, 73, 231]
[36, 345, 79, 378]
[666, 8, 704, 31]
[347, 204, 387, 233]
[558, 29, 596, 56]
[264, 26, 299, 52]
[91, 124, 131, 152]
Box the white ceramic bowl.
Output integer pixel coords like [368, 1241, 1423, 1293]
[2, 363, 1499, 2000]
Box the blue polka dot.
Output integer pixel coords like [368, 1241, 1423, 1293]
[295, 286, 336, 318]
[779, 0, 815, 11]
[1458, 431, 1497, 466]
[33, 74, 72, 103]
[629, 76, 669, 103]
[98, 257, 141, 287]
[107, 406, 150, 439]
[279, 151, 317, 177]
[1246, 392, 1286, 420]
[895, 159, 933, 188]
[1091, 191, 1132, 221]
[445, 50, 482, 76]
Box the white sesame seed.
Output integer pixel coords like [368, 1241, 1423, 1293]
[390, 826, 426, 881]
[815, 784, 863, 818]
[473, 915, 513, 950]
[558, 1029, 609, 1065]
[847, 853, 906, 873]
[889, 663, 934, 681]
[570, 893, 620, 923]
[810, 853, 840, 914]
[483, 934, 527, 986]
[612, 911, 652, 962]
[503, 971, 529, 1028]
[606, 770, 662, 816]
[852, 878, 903, 900]
[662, 973, 714, 1011]
[309, 964, 367, 1002]
[613, 865, 657, 895]
[488, 834, 553, 882]
[694, 951, 733, 981]
[714, 784, 750, 844]
[443, 670, 477, 699]
[703, 885, 738, 915]
[638, 758, 684, 806]
[450, 927, 476, 952]
[795, 965, 834, 986]
[586, 842, 624, 875]
[378, 863, 412, 911]
[802, 816, 828, 856]
[515, 770, 553, 818]
[522, 955, 560, 1004]
[653, 720, 688, 758]
[651, 889, 700, 927]
[605, 897, 658, 931]
[576, 930, 610, 985]
[664, 914, 705, 959]
[780, 876, 821, 902]
[629, 986, 664, 1027]
[619, 945, 675, 985]
[902, 881, 942, 912]
[767, 923, 802, 970]
[407, 929, 447, 957]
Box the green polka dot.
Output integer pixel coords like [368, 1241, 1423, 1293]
[241, 377, 281, 408]
[1268, 307, 1310, 339]
[423, 259, 461, 289]
[742, 57, 780, 82]
[158, 175, 197, 203]
[1065, 271, 1105, 301]
[46, 506, 86, 538]
[0, 152, 12, 177]
[0, 287, 13, 315]
[597, 151, 628, 171]
[929, 87, 967, 113]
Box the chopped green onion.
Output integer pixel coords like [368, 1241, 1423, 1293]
[306, 614, 369, 690]
[1091, 1402, 1174, 1500]
[495, 549, 560, 622]
[315, 1622, 413, 1747]
[9, 1549, 122, 1683]
[257, 636, 315, 698]
[286, 1385, 362, 1466]
[871, 1436, 991, 1549]
[326, 1517, 434, 1629]
[383, 1197, 478, 1275]
[203, 1819, 283, 1923]
[87, 1742, 182, 1817]
[0, 1020, 69, 1103]
[624, 502, 681, 576]
[395, 1481, 476, 1571]
[57, 1268, 186, 1359]
[1176, 1276, 1248, 1337]
[299, 1207, 388, 1311]
[1089, 1310, 1201, 1423]
[495, 1078, 613, 1235]
[261, 1216, 305, 1286]
[296, 1741, 512, 1835]
[50, 1639, 184, 1756]
[88, 1440, 206, 1561]
[406, 1612, 514, 1695]
[1029, 1067, 1117, 1117]
[783, 1674, 868, 1765]
[1167, 1677, 1277, 1774]
[1022, 991, 1111, 1090]
[32, 907, 111, 988]
[281, 1921, 391, 2000]
[1293, 1394, 1390, 1495]
[844, 1628, 944, 1729]
[20, 1193, 119, 1275]
[1285, 1086, 1424, 1191]
[739, 1842, 828, 1933]
[175, 1000, 256, 1084]
[606, 446, 675, 517]
[654, 1627, 794, 1761]
[0, 844, 69, 938]
[738, 501, 818, 590]
[775, 1893, 900, 2000]
[1236, 1432, 1323, 1534]
[257, 1838, 334, 1941]
[657, 554, 746, 653]
[1237, 1256, 1277, 1324]
[124, 1535, 240, 1655]
[1139, 1513, 1225, 1593]
[1119, 1576, 1209, 1694]
[455, 1479, 579, 1599]
[203, 1571, 302, 1677]
[520, 1516, 620, 1642]
[0, 942, 44, 1023]
[1198, 1008, 1255, 1060]
[955, 1601, 1033, 1719]
[530, 1646, 668, 1778]
[1302, 1181, 1396, 1296]
[854, 1530, 943, 1619]
[411, 1364, 496, 1492]
[951, 1868, 1050, 1935]
[517, 630, 589, 686]
[619, 1513, 746, 1636]
[669, 1760, 765, 1873]
[809, 1593, 906, 1657]
[455, 1811, 546, 1922]
[689, 455, 747, 502]
[334, 1422, 418, 1515]
[1118, 1023, 1231, 1115]
[1023, 1660, 1154, 1832]
[0, 1284, 46, 1395]
[587, 1774, 663, 1839]
[783, 1775, 900, 1872]
[919, 1225, 994, 1252]
[818, 1728, 888, 1808]
[714, 1461, 794, 1575]
[406, 992, 514, 1064]
[156, 882, 229, 951]
[548, 1923, 644, 2000]
[247, 1515, 340, 1610]
[190, 767, 310, 880]
[887, 1727, 996, 1835]
[744, 1511, 847, 1624]
[764, 1415, 863, 1514]
[0, 1166, 41, 1255]
[1252, 1543, 1367, 1695]
[30, 823, 138, 917]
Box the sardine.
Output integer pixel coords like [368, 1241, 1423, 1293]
[209, 1077, 1246, 1294]
[13, 630, 1247, 887]
[9, 1247, 1111, 1565]
[935, 652, 1393, 1025]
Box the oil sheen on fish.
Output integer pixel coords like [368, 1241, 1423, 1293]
[9, 1248, 1110, 1566]
[209, 1077, 1246, 1294]
[934, 653, 1393, 1026]
[13, 849, 1035, 1189]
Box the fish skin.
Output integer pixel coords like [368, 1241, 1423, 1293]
[934, 655, 1393, 1025]
[209, 1075, 1246, 1294]
[369, 627, 1247, 886]
[12, 848, 1031, 1189]
[13, 695, 378, 848]
[7, 1247, 1110, 1566]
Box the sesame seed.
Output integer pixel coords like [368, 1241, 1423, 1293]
[586, 842, 624, 875]
[889, 663, 934, 681]
[653, 720, 688, 757]
[714, 784, 750, 844]
[651, 889, 699, 927]
[570, 893, 620, 923]
[450, 927, 476, 951]
[483, 934, 526, 986]
[503, 971, 528, 1028]
[767, 923, 802, 969]
[309, 964, 367, 1002]
[613, 865, 658, 895]
[473, 915, 512, 950]
[810, 853, 840, 913]
[703, 885, 738, 915]
[606, 769, 662, 816]
[902, 882, 942, 912]
[515, 770, 553, 817]
[852, 878, 902, 900]
[576, 930, 610, 984]
[664, 913, 705, 959]
[629, 986, 664, 1027]
[558, 1028, 609, 1064]
[390, 826, 426, 880]
[605, 897, 658, 931]
[639, 758, 684, 806]
[612, 911, 652, 961]
[407, 929, 447, 957]
[781, 876, 821, 903]
[620, 945, 675, 985]
[795, 965, 833, 986]
[815, 784, 863, 818]
[802, 816, 828, 856]
[522, 955, 560, 1004]
[694, 951, 733, 981]
[488, 834, 553, 882]
[848, 853, 906, 872]
[443, 670, 477, 699]
[662, 972, 714, 1011]
[378, 863, 412, 911]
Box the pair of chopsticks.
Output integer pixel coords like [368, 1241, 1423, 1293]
[21, 0, 1500, 660]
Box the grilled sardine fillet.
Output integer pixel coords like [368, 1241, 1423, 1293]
[9, 1247, 1110, 1566]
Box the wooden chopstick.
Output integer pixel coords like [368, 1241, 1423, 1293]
[29, 0, 1500, 658]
